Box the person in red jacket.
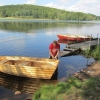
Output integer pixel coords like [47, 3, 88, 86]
[49, 40, 60, 59]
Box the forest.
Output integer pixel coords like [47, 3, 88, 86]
[0, 4, 100, 21]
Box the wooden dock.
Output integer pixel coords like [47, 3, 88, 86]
[59, 39, 100, 57]
[60, 51, 71, 57]
[66, 39, 99, 50]
[60, 48, 78, 57]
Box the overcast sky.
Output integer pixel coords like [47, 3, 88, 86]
[0, 0, 100, 16]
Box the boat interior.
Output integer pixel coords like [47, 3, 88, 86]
[0, 59, 54, 67]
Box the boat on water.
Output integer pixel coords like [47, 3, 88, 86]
[0, 56, 59, 79]
[57, 34, 92, 41]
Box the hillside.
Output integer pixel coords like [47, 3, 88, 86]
[0, 4, 100, 21]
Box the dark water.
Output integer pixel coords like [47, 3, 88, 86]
[0, 20, 99, 94]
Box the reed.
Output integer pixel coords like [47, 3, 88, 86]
[91, 45, 100, 60]
[81, 45, 100, 60]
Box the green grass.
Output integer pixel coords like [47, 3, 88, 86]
[33, 77, 100, 100]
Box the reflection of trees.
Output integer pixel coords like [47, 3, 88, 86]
[0, 21, 95, 32]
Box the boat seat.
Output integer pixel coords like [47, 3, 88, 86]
[20, 61, 30, 66]
[0, 59, 9, 64]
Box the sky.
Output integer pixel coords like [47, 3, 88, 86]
[0, 0, 100, 16]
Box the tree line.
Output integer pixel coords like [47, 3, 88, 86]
[0, 4, 100, 21]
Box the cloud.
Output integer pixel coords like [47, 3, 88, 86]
[68, 0, 100, 16]
[44, 2, 66, 10]
[25, 0, 36, 4]
[58, 0, 70, 4]
[44, 0, 100, 16]
[0, 2, 4, 6]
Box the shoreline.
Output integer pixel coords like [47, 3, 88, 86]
[73, 61, 100, 81]
[0, 17, 53, 20]
[0, 17, 100, 23]
[59, 60, 100, 82]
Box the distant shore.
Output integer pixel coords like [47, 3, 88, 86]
[0, 17, 52, 20]
[0, 17, 100, 23]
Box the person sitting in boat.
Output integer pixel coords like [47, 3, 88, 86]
[49, 40, 60, 59]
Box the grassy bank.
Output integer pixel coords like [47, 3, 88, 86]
[33, 77, 100, 100]
[82, 45, 100, 60]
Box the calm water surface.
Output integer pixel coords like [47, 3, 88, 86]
[0, 20, 99, 94]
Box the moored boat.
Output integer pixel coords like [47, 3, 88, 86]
[0, 56, 59, 79]
[57, 34, 92, 41]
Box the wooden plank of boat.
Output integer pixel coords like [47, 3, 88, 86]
[0, 56, 59, 79]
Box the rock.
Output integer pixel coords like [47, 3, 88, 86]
[82, 78, 86, 82]
[95, 87, 100, 91]
[87, 71, 94, 73]
[15, 91, 21, 95]
[89, 96, 93, 99]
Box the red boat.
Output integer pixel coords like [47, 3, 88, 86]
[57, 34, 92, 41]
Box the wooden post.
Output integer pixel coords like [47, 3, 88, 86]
[97, 33, 99, 38]
[77, 36, 78, 42]
[84, 35, 86, 41]
[90, 34, 92, 41]
[67, 38, 69, 48]
[89, 34, 92, 50]
[97, 33, 99, 45]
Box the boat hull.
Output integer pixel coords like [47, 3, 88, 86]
[57, 34, 91, 41]
[0, 56, 59, 79]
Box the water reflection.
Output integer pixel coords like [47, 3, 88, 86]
[0, 21, 97, 33]
[0, 72, 58, 94]
[58, 39, 75, 44]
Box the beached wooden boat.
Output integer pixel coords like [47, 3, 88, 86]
[57, 34, 92, 41]
[0, 56, 59, 79]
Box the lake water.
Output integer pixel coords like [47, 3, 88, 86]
[0, 20, 99, 94]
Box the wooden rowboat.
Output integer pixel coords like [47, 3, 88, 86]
[57, 34, 92, 41]
[0, 56, 59, 79]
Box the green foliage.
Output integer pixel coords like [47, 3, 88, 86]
[91, 45, 100, 60]
[82, 48, 91, 58]
[82, 45, 100, 60]
[0, 4, 99, 20]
